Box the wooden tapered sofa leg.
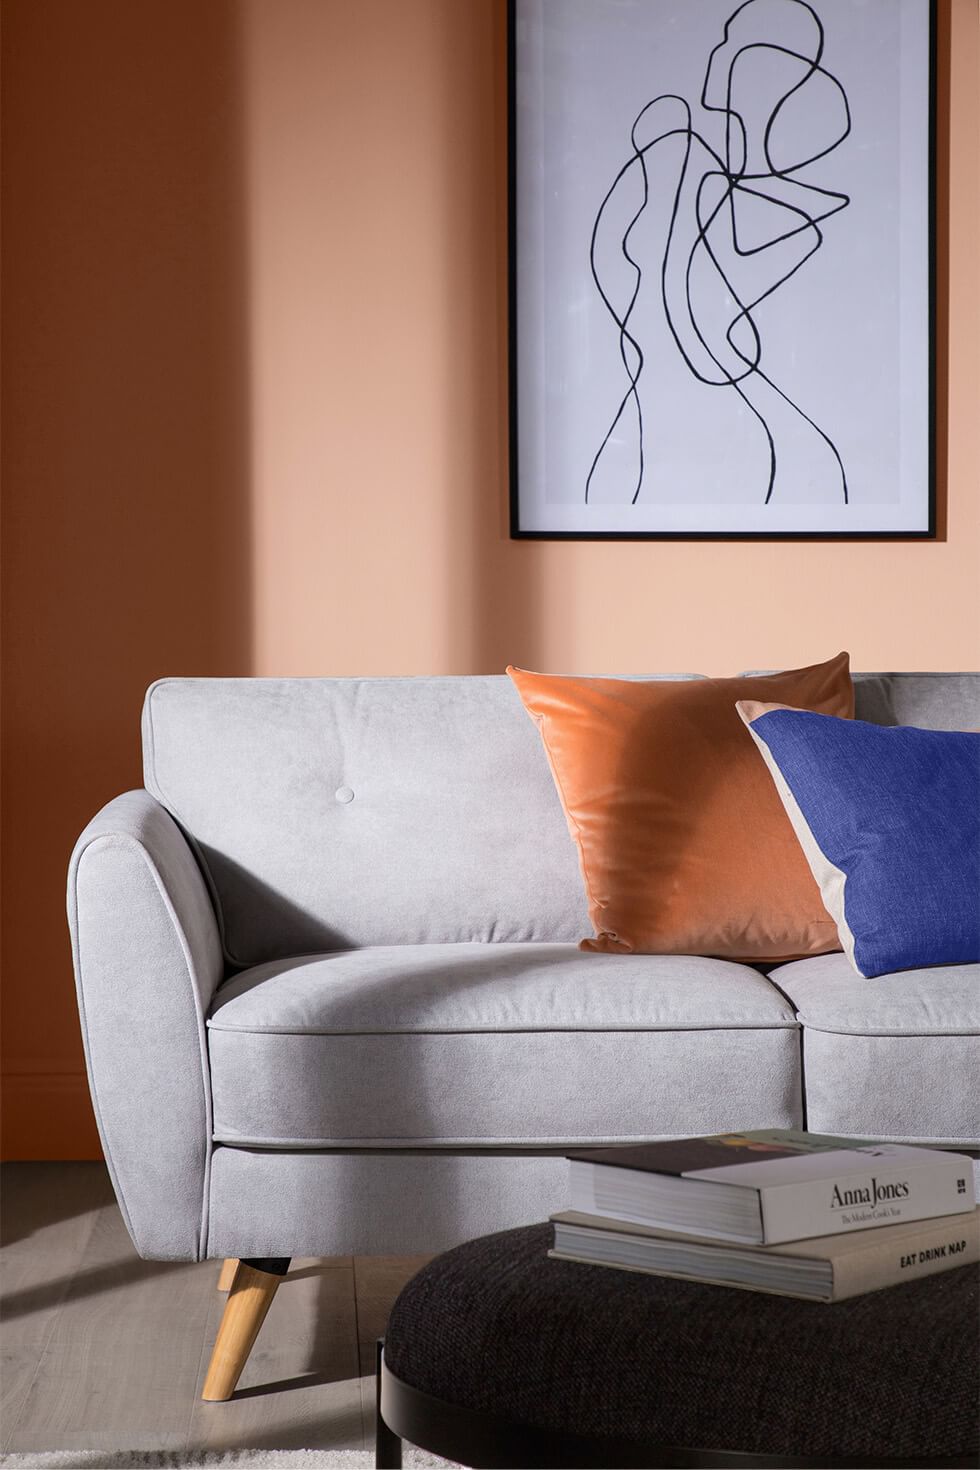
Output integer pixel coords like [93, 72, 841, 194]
[202, 1257, 291, 1401]
[217, 1258, 239, 1292]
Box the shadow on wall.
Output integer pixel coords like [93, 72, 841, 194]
[436, 0, 542, 674]
[1, 0, 252, 1157]
[1, 0, 540, 1162]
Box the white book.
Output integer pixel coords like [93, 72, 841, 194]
[567, 1131, 976, 1245]
[549, 1208, 980, 1302]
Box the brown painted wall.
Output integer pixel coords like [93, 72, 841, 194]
[2, 0, 978, 1158]
[2, 0, 250, 1156]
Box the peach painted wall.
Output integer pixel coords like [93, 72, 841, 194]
[2, 0, 978, 1157]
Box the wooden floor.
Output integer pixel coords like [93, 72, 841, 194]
[0, 1162, 431, 1454]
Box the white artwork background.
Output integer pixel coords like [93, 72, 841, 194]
[515, 0, 930, 533]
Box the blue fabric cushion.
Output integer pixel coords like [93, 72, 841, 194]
[737, 703, 980, 979]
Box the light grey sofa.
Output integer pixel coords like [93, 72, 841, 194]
[67, 671, 980, 1398]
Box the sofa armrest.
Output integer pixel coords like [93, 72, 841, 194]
[67, 790, 224, 1260]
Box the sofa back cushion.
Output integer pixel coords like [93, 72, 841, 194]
[142, 676, 601, 964]
[851, 673, 980, 730]
[143, 672, 980, 967]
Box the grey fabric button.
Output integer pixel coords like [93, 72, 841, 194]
[335, 785, 355, 804]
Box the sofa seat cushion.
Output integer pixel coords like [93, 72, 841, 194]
[771, 953, 980, 1036]
[770, 954, 980, 1144]
[207, 944, 801, 1148]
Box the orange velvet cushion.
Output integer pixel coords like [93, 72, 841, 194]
[507, 654, 854, 961]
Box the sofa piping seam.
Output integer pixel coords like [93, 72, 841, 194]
[798, 1022, 980, 1038]
[205, 1132, 807, 1148]
[206, 1133, 980, 1151]
[204, 1021, 801, 1036]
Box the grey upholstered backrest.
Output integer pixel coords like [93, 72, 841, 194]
[143, 672, 980, 967]
[142, 676, 601, 965]
[850, 673, 980, 730]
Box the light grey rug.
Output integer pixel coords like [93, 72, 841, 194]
[0, 1452, 456, 1469]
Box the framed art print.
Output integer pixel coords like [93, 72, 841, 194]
[509, 0, 935, 539]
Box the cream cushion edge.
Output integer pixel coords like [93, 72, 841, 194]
[736, 700, 859, 973]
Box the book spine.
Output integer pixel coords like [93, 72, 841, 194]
[830, 1215, 979, 1301]
[760, 1158, 974, 1244]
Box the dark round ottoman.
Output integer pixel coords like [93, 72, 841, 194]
[376, 1223, 980, 1469]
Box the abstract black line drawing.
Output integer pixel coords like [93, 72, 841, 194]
[511, 0, 934, 538]
[586, 0, 851, 507]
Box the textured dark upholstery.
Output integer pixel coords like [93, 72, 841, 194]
[384, 1224, 980, 1460]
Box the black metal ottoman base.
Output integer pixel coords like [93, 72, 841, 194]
[376, 1344, 976, 1470]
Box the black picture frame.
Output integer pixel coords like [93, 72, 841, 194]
[508, 0, 937, 541]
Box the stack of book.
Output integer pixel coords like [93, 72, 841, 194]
[549, 1130, 979, 1302]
